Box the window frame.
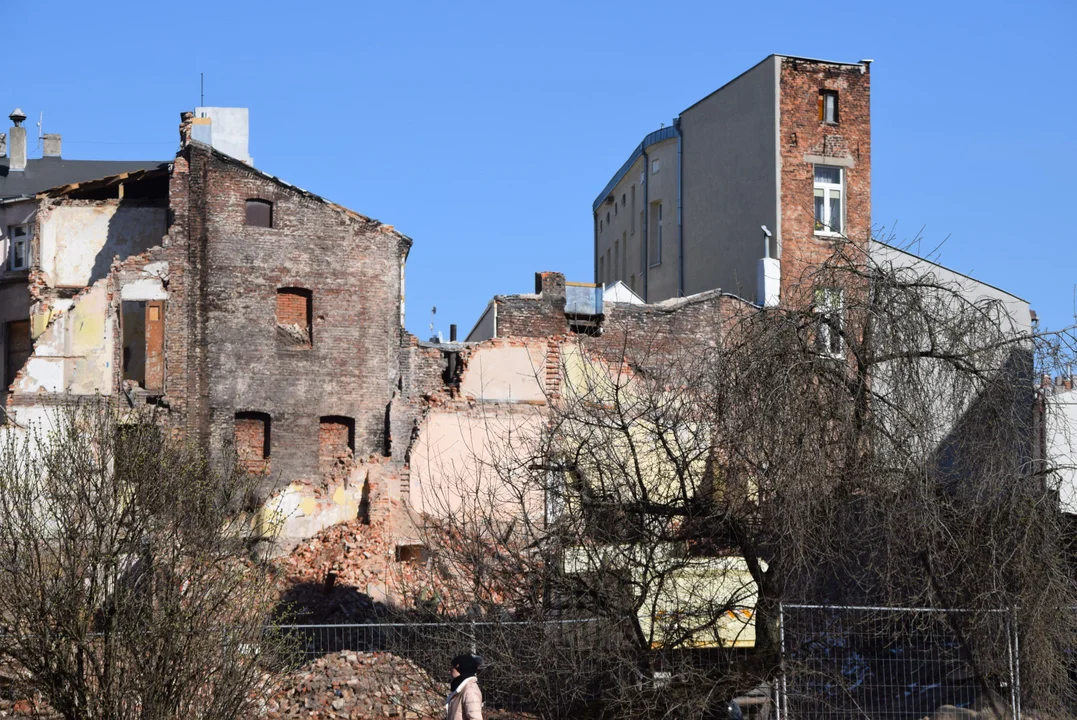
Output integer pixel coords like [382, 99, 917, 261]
[813, 287, 845, 358]
[813, 165, 844, 236]
[819, 90, 839, 124]
[7, 224, 31, 271]
[651, 158, 660, 174]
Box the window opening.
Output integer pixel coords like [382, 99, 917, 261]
[652, 158, 660, 174]
[649, 201, 663, 266]
[819, 90, 839, 124]
[8, 225, 30, 271]
[234, 411, 271, 474]
[276, 288, 313, 348]
[631, 186, 636, 233]
[121, 300, 165, 392]
[4, 320, 31, 388]
[813, 165, 843, 235]
[319, 415, 356, 474]
[614, 239, 620, 284]
[814, 287, 844, 357]
[245, 199, 273, 228]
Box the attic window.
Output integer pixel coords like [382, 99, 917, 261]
[245, 199, 273, 228]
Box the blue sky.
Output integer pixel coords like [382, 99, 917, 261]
[8, 0, 1076, 337]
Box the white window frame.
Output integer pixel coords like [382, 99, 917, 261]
[813, 165, 844, 236]
[7, 224, 31, 271]
[814, 287, 844, 358]
[651, 158, 660, 174]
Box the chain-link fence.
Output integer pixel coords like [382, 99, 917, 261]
[777, 604, 1021, 720]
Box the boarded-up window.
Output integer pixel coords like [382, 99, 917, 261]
[245, 199, 273, 228]
[235, 411, 271, 474]
[276, 288, 312, 348]
[4, 320, 31, 388]
[319, 416, 355, 474]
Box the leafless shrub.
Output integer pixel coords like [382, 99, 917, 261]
[414, 239, 1077, 718]
[0, 402, 287, 720]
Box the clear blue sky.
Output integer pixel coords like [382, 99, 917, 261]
[8, 0, 1076, 337]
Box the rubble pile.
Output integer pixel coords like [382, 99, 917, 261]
[278, 501, 457, 622]
[264, 651, 442, 720]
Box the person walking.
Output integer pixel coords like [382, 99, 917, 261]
[446, 653, 483, 720]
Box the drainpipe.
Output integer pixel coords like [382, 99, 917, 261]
[674, 116, 684, 297]
[642, 148, 650, 303]
[593, 210, 599, 284]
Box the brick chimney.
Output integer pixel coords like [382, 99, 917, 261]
[42, 133, 61, 157]
[534, 271, 566, 299]
[8, 108, 27, 171]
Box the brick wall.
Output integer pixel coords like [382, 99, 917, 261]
[276, 288, 311, 327]
[165, 142, 410, 502]
[235, 412, 270, 474]
[778, 58, 871, 307]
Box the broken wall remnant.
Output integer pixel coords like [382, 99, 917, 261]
[12, 281, 114, 395]
[37, 202, 167, 288]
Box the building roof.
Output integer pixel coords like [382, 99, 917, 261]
[0, 157, 169, 201]
[593, 54, 871, 212]
[592, 126, 678, 212]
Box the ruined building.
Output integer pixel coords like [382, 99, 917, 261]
[0, 54, 1036, 585]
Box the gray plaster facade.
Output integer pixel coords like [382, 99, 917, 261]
[593, 54, 870, 304]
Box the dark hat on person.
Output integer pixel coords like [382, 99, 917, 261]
[451, 653, 482, 677]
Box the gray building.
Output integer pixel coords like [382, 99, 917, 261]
[593, 55, 872, 305]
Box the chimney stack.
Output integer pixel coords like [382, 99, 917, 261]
[8, 108, 27, 171]
[43, 133, 61, 157]
[0, 133, 6, 157]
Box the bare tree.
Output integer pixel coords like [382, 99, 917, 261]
[413, 239, 1077, 718]
[0, 402, 285, 720]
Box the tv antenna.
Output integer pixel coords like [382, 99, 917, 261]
[200, 73, 204, 107]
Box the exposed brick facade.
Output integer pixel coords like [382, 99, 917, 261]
[778, 58, 871, 307]
[164, 141, 411, 502]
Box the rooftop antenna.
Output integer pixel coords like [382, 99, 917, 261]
[35, 112, 43, 153]
[429, 306, 438, 342]
[200, 73, 204, 107]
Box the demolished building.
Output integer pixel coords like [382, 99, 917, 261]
[0, 95, 1040, 633]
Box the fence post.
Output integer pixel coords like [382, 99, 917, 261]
[778, 601, 787, 720]
[1011, 607, 1022, 720]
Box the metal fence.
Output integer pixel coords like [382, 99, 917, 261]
[270, 607, 1029, 720]
[778, 604, 1021, 720]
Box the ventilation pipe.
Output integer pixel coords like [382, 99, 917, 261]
[757, 225, 780, 307]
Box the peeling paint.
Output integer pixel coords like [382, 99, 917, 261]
[13, 281, 113, 396]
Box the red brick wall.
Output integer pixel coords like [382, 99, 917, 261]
[319, 418, 353, 459]
[778, 58, 871, 308]
[235, 413, 270, 474]
[276, 289, 310, 328]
